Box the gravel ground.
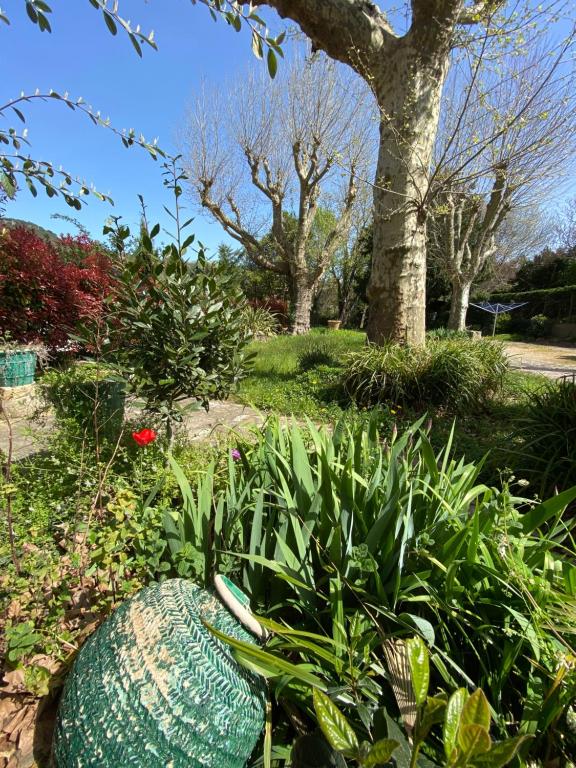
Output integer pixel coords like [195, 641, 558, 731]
[504, 340, 576, 379]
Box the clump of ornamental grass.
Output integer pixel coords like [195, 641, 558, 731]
[343, 337, 508, 411]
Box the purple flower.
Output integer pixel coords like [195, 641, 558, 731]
[231, 448, 241, 461]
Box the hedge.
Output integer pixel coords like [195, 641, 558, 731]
[479, 284, 576, 321]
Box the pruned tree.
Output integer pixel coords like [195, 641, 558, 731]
[429, 177, 510, 329]
[183, 52, 373, 333]
[330, 207, 373, 327]
[429, 35, 576, 329]
[486, 206, 550, 290]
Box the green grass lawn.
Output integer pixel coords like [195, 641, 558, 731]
[244, 328, 366, 375]
[236, 329, 549, 483]
[237, 328, 366, 420]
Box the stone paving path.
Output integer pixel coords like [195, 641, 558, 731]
[0, 400, 269, 461]
[173, 400, 272, 443]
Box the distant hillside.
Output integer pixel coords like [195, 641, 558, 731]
[0, 218, 60, 243]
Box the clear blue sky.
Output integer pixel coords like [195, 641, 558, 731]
[2, 2, 574, 253]
[1, 1, 283, 253]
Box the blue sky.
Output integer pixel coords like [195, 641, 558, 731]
[1, 1, 284, 253]
[2, 2, 574, 254]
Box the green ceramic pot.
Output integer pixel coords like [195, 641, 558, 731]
[53, 578, 267, 768]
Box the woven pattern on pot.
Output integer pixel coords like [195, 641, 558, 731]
[53, 579, 267, 768]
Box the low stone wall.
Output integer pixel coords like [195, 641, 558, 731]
[0, 383, 42, 420]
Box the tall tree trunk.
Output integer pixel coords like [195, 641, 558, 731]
[448, 279, 471, 331]
[250, 0, 466, 345]
[366, 43, 451, 346]
[292, 279, 314, 334]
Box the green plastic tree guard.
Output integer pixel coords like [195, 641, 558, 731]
[0, 350, 37, 387]
[53, 578, 267, 768]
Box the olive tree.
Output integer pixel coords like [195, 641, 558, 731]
[182, 53, 373, 333]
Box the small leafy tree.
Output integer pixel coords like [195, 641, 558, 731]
[112, 247, 251, 435]
[108, 160, 252, 440]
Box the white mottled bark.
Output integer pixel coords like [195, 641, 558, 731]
[448, 280, 471, 330]
[367, 41, 450, 345]
[292, 280, 314, 334]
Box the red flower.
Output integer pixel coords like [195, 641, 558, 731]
[132, 428, 157, 447]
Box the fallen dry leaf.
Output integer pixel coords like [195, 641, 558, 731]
[1, 672, 25, 696]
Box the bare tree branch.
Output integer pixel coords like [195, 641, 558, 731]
[182, 49, 374, 331]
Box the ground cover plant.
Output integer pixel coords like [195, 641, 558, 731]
[237, 329, 365, 420]
[0, 413, 228, 675]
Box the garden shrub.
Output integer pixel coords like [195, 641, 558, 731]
[242, 305, 279, 338]
[493, 311, 511, 333]
[0, 226, 113, 348]
[490, 283, 576, 317]
[507, 314, 531, 335]
[41, 363, 125, 443]
[526, 313, 553, 338]
[297, 337, 340, 370]
[343, 337, 508, 411]
[109, 248, 252, 428]
[248, 297, 289, 327]
[425, 327, 469, 340]
[503, 378, 576, 497]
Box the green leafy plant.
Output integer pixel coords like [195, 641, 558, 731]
[210, 627, 532, 767]
[242, 305, 280, 338]
[297, 338, 340, 371]
[107, 161, 252, 439]
[4, 620, 43, 663]
[84, 486, 170, 602]
[502, 378, 576, 497]
[526, 314, 552, 339]
[308, 636, 530, 768]
[343, 338, 508, 411]
[425, 328, 470, 341]
[166, 415, 576, 763]
[40, 362, 125, 443]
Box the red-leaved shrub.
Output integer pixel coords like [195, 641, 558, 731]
[0, 226, 113, 348]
